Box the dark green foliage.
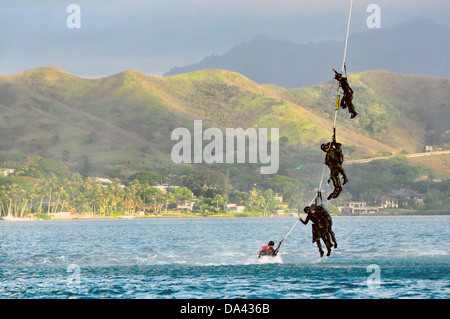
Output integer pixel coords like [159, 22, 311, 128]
[14, 156, 67, 179]
[183, 169, 226, 198]
[344, 158, 428, 200]
[128, 171, 165, 185]
[77, 155, 93, 179]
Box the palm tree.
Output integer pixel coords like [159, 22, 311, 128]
[262, 189, 278, 217]
[212, 194, 224, 213]
[0, 185, 11, 217]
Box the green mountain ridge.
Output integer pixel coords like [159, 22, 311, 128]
[0, 67, 448, 179]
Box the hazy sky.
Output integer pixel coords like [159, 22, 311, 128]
[1, 0, 449, 77]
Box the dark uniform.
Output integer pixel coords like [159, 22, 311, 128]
[321, 142, 348, 200]
[333, 69, 357, 119]
[264, 247, 276, 256]
[314, 204, 337, 249]
[258, 241, 277, 257]
[300, 206, 332, 257]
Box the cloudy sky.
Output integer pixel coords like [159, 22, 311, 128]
[1, 0, 449, 77]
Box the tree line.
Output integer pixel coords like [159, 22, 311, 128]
[0, 157, 306, 218]
[3, 155, 445, 218]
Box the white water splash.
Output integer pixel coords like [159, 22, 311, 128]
[256, 255, 283, 264]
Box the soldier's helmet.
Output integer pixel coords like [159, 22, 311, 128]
[320, 143, 329, 152]
[331, 141, 342, 149]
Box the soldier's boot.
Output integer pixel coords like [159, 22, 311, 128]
[343, 176, 349, 185]
[327, 192, 335, 200]
[327, 172, 340, 199]
[324, 237, 332, 256]
[331, 235, 338, 249]
[316, 241, 324, 258]
[346, 95, 357, 116]
[328, 230, 338, 249]
[332, 187, 342, 199]
[331, 237, 338, 249]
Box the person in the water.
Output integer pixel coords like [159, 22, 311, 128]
[257, 240, 277, 257]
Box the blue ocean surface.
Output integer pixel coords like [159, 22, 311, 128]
[0, 216, 448, 299]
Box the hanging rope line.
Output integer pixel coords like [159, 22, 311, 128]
[274, 165, 327, 253]
[341, 0, 354, 73]
[332, 94, 340, 140]
[334, 0, 354, 137]
[317, 165, 327, 198]
[271, 1, 355, 256]
[274, 219, 299, 253]
[304, 0, 354, 211]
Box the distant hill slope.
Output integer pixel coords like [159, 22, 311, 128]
[164, 19, 450, 88]
[0, 67, 448, 177]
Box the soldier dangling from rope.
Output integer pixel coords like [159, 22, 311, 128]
[321, 140, 348, 200]
[333, 68, 357, 119]
[299, 205, 333, 257]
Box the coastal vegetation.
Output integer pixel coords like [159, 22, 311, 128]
[0, 156, 301, 218]
[0, 68, 448, 218]
[0, 155, 448, 219]
[1, 68, 449, 179]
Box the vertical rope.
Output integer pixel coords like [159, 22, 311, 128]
[317, 165, 327, 196]
[320, 1, 354, 205]
[276, 164, 326, 251]
[277, 1, 355, 253]
[333, 108, 339, 129]
[341, 0, 354, 73]
[334, 0, 354, 145]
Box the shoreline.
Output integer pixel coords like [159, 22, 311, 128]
[1, 211, 449, 221]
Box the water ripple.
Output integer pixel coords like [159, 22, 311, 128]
[0, 216, 449, 298]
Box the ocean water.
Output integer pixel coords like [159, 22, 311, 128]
[0, 216, 448, 299]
